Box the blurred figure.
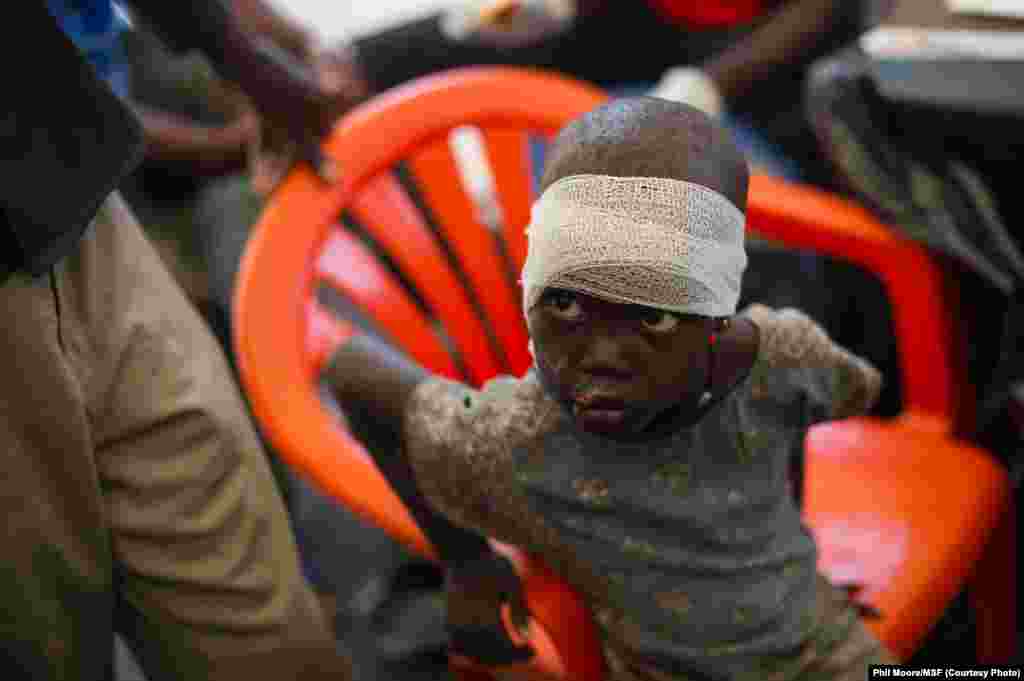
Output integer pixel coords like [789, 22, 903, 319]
[1, 1, 359, 678]
[116, 0, 365, 321]
[322, 1, 893, 404]
[343, 0, 875, 184]
[110, 8, 457, 681]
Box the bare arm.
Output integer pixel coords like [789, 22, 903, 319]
[129, 104, 255, 174]
[402, 375, 617, 605]
[702, 0, 846, 102]
[122, 0, 342, 162]
[326, 338, 552, 663]
[326, 337, 618, 602]
[324, 334, 429, 436]
[324, 336, 494, 562]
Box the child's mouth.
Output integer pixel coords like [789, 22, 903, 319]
[572, 396, 629, 433]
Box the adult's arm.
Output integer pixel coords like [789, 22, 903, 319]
[230, 0, 315, 60]
[702, 0, 846, 102]
[123, 0, 342, 166]
[324, 335, 495, 564]
[129, 104, 256, 175]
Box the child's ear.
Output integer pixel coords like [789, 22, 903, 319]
[713, 315, 760, 393]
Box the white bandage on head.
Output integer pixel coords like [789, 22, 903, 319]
[521, 174, 748, 318]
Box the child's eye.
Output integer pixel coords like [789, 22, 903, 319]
[543, 290, 584, 321]
[641, 310, 680, 333]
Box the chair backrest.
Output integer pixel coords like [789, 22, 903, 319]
[236, 67, 611, 681]
[234, 67, 1010, 672]
[235, 61, 961, 537]
[236, 69, 616, 546]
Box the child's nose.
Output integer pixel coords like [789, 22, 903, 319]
[578, 328, 636, 378]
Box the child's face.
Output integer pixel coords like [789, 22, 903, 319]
[528, 288, 716, 440]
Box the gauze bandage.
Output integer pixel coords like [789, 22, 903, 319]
[521, 175, 747, 318]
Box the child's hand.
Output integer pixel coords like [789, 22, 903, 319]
[445, 551, 535, 666]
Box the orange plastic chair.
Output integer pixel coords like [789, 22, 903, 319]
[233, 67, 1015, 676]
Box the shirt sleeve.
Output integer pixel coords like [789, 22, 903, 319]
[401, 373, 620, 604]
[741, 304, 884, 420]
[86, 196, 346, 679]
[401, 374, 559, 546]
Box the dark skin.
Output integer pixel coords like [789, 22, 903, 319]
[326, 97, 758, 666]
[129, 104, 258, 176]
[699, 0, 847, 102]
[331, 0, 848, 119]
[124, 0, 364, 183]
[325, 337, 534, 665]
[530, 289, 758, 440]
[126, 0, 366, 183]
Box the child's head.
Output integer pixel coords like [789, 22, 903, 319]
[522, 97, 750, 439]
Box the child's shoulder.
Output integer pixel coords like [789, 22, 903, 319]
[739, 304, 883, 419]
[741, 304, 833, 368]
[407, 370, 562, 449]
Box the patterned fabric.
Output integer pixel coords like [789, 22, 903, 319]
[402, 305, 889, 680]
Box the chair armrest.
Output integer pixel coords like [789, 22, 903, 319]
[747, 174, 957, 422]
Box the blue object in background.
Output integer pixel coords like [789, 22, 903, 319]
[46, 0, 131, 96]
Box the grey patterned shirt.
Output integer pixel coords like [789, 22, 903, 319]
[402, 306, 883, 681]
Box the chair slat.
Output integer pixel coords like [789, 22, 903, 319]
[347, 172, 502, 384]
[316, 228, 460, 379]
[481, 127, 534, 273]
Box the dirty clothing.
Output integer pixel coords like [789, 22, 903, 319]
[402, 305, 893, 680]
[0, 194, 344, 680]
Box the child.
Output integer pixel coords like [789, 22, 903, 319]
[325, 96, 893, 680]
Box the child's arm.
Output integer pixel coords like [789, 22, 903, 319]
[324, 335, 551, 546]
[741, 304, 883, 419]
[326, 335, 578, 563]
[324, 337, 541, 663]
[402, 375, 615, 602]
[324, 335, 496, 562]
[326, 338, 612, 641]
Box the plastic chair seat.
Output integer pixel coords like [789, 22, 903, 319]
[804, 415, 1011, 660]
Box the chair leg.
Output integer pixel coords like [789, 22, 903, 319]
[970, 495, 1017, 663]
